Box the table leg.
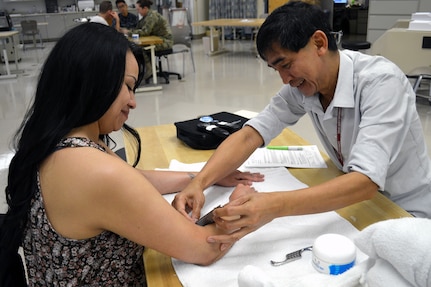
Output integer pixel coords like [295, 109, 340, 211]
[11, 34, 19, 72]
[1, 48, 17, 80]
[221, 26, 225, 49]
[206, 26, 227, 56]
[136, 45, 162, 93]
[150, 46, 157, 85]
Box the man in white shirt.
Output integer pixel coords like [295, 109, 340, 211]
[172, 1, 431, 243]
[90, 0, 120, 31]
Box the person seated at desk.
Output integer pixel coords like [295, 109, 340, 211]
[0, 23, 261, 286]
[116, 0, 138, 29]
[90, 0, 120, 31]
[172, 1, 431, 246]
[123, 0, 173, 81]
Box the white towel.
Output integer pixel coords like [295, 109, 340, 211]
[166, 160, 368, 287]
[354, 217, 431, 287]
[237, 261, 370, 287]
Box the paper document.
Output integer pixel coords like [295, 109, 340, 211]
[244, 145, 327, 168]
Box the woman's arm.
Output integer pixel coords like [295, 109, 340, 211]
[138, 170, 263, 195]
[101, 141, 263, 195]
[40, 148, 253, 265]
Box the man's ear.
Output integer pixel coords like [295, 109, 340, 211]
[311, 30, 328, 55]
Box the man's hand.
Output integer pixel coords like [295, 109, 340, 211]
[111, 11, 120, 21]
[172, 170, 264, 222]
[208, 192, 275, 249]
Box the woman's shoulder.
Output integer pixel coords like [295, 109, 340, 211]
[44, 138, 137, 187]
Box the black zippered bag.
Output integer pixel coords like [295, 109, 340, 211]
[174, 112, 249, 150]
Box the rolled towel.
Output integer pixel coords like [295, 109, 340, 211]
[238, 265, 276, 287]
[355, 218, 431, 287]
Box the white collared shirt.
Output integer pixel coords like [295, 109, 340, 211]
[90, 15, 109, 26]
[247, 49, 431, 217]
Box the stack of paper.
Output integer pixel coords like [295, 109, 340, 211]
[409, 12, 431, 31]
[243, 145, 327, 168]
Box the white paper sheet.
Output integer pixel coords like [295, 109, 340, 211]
[243, 146, 327, 168]
[162, 160, 366, 287]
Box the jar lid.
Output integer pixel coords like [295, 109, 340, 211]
[199, 115, 214, 123]
[312, 233, 356, 264]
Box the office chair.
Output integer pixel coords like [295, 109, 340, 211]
[20, 20, 43, 50]
[168, 8, 195, 77]
[406, 66, 431, 104]
[154, 48, 181, 84]
[341, 40, 371, 51]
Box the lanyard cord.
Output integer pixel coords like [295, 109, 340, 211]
[335, 107, 344, 166]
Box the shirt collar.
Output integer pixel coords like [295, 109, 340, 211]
[302, 51, 355, 115]
[332, 51, 355, 109]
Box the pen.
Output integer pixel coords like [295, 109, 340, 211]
[266, 146, 303, 151]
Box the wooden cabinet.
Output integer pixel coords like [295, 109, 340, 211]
[45, 14, 66, 39]
[63, 12, 83, 33]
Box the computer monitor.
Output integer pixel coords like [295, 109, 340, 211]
[0, 10, 13, 32]
[333, 0, 348, 4]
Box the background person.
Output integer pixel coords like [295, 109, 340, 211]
[0, 23, 260, 286]
[116, 0, 138, 29]
[90, 0, 120, 31]
[123, 0, 173, 81]
[172, 1, 431, 245]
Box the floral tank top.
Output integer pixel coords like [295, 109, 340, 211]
[23, 137, 146, 286]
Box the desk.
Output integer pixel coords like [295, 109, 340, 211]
[0, 30, 20, 80]
[192, 18, 265, 55]
[13, 22, 49, 28]
[124, 124, 411, 287]
[133, 35, 163, 92]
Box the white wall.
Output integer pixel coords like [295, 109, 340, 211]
[1, 0, 75, 13]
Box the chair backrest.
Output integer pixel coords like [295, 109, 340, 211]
[169, 8, 192, 47]
[169, 8, 190, 28]
[20, 20, 38, 34]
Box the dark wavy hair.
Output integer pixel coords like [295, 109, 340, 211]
[136, 0, 153, 8]
[256, 1, 337, 61]
[0, 23, 145, 286]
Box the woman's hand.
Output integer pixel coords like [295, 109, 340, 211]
[172, 170, 264, 222]
[214, 170, 264, 187]
[171, 182, 206, 222]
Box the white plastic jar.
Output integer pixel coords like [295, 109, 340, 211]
[311, 233, 356, 275]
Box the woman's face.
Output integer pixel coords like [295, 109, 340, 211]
[136, 4, 148, 17]
[98, 51, 138, 134]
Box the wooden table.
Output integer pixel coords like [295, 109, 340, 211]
[0, 30, 20, 80]
[192, 18, 265, 55]
[131, 35, 163, 92]
[125, 124, 412, 287]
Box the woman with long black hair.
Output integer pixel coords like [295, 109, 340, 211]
[0, 23, 260, 286]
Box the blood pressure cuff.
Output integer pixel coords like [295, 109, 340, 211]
[174, 112, 249, 150]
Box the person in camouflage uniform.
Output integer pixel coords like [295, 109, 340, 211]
[127, 0, 173, 80]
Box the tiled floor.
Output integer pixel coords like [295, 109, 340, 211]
[2, 36, 431, 211]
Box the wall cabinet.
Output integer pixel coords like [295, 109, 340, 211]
[11, 11, 98, 42]
[45, 14, 66, 39]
